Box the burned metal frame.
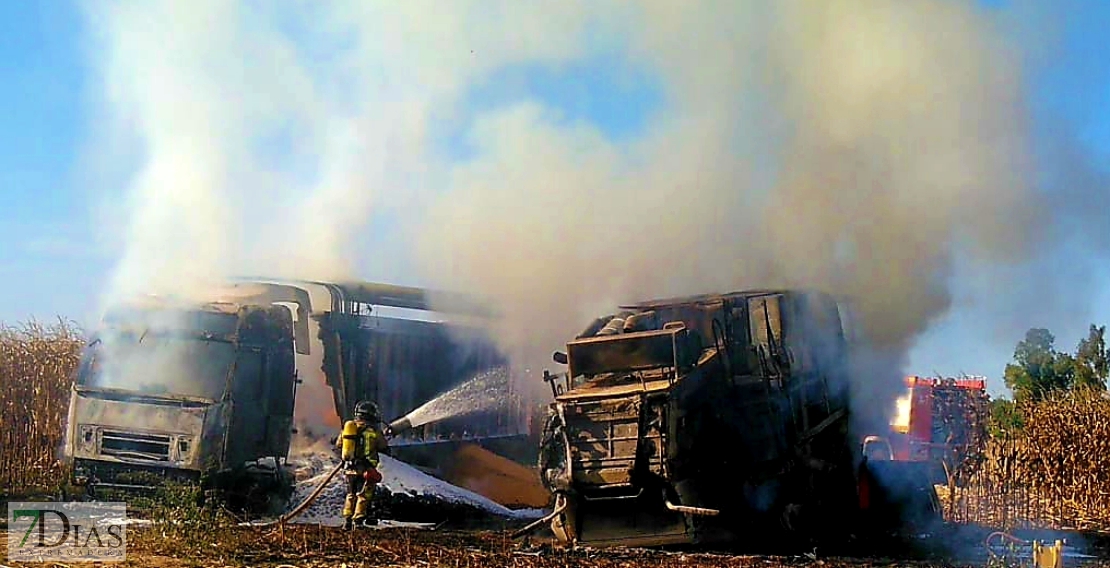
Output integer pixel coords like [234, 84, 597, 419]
[534, 288, 869, 548]
[65, 277, 515, 511]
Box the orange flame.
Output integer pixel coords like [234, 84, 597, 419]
[890, 392, 912, 434]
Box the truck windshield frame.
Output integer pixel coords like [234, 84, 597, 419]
[77, 331, 238, 401]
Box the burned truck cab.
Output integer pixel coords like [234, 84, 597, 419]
[538, 290, 858, 548]
[63, 299, 297, 505]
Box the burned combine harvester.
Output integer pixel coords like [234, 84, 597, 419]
[64, 292, 300, 508]
[538, 290, 866, 547]
[889, 376, 990, 468]
[63, 280, 523, 509]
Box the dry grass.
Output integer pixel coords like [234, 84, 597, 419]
[0, 524, 991, 568]
[0, 319, 83, 495]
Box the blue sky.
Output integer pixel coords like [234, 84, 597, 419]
[0, 3, 107, 324]
[1, 2, 1107, 398]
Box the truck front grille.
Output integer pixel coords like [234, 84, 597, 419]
[100, 430, 171, 461]
[74, 459, 199, 489]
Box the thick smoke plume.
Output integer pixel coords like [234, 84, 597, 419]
[83, 1, 1099, 430]
[416, 2, 1040, 424]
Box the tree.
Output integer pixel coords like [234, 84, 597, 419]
[1074, 324, 1109, 391]
[988, 398, 1023, 438]
[1003, 328, 1074, 401]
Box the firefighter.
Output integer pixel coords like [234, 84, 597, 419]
[336, 400, 388, 529]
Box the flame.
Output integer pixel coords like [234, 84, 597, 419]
[292, 367, 341, 437]
[890, 392, 912, 434]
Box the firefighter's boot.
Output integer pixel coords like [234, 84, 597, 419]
[352, 494, 370, 525]
[342, 493, 357, 529]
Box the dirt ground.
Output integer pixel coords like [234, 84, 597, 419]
[2, 522, 1109, 568]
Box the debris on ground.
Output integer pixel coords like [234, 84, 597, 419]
[14, 523, 1106, 568]
[440, 443, 551, 509]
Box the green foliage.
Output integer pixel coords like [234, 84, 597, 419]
[1004, 324, 1110, 400]
[1074, 324, 1109, 391]
[988, 398, 1023, 438]
[1003, 328, 1075, 401]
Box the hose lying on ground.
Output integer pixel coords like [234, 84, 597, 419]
[984, 530, 1071, 565]
[252, 462, 344, 528]
[985, 531, 1027, 549]
[280, 462, 344, 525]
[510, 500, 567, 539]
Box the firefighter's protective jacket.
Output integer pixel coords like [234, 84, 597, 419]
[336, 419, 389, 468]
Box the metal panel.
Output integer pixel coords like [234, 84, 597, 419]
[331, 281, 496, 318]
[100, 430, 171, 461]
[319, 312, 521, 439]
[748, 295, 783, 354]
[568, 330, 680, 377]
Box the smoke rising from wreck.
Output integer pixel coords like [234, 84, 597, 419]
[84, 1, 1102, 431]
[415, 1, 1040, 430]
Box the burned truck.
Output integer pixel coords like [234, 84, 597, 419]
[537, 290, 863, 547]
[63, 279, 526, 506]
[64, 294, 299, 508]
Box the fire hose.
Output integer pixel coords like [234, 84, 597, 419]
[985, 531, 1067, 568]
[271, 419, 406, 528]
[274, 462, 344, 526]
[510, 500, 568, 539]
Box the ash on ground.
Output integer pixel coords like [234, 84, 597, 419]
[280, 440, 545, 528]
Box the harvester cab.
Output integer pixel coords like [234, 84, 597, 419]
[537, 290, 859, 548]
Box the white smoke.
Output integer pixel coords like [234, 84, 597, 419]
[81, 1, 1099, 425]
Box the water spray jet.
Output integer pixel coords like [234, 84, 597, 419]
[384, 367, 510, 437]
[386, 416, 413, 437]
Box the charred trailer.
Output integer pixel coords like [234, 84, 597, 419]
[316, 312, 524, 440]
[63, 299, 298, 510]
[538, 290, 862, 548]
[292, 281, 531, 469]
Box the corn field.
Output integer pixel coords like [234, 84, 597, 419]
[941, 388, 1110, 532]
[0, 319, 84, 495]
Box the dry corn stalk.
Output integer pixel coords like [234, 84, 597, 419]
[940, 388, 1110, 532]
[0, 319, 83, 494]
